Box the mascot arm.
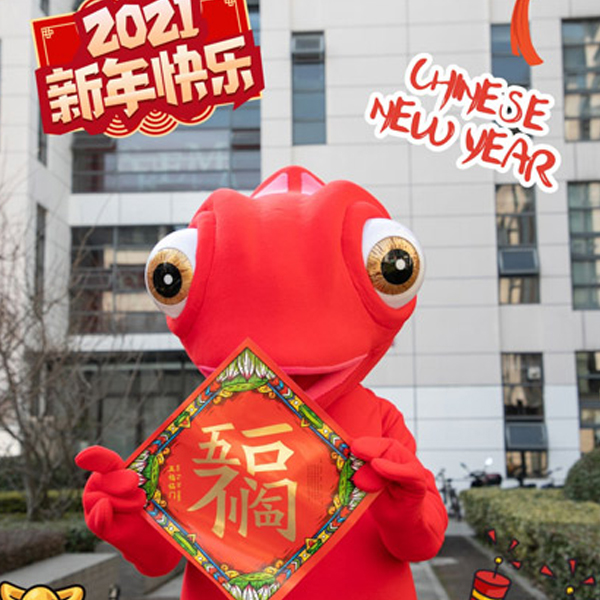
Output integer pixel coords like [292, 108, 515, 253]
[352, 400, 448, 563]
[76, 446, 182, 577]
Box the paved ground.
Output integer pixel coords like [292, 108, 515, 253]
[431, 536, 549, 600]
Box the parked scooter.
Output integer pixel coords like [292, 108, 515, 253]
[461, 458, 503, 488]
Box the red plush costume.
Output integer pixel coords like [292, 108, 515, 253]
[77, 167, 447, 599]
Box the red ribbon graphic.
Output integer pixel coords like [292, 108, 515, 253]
[511, 0, 543, 66]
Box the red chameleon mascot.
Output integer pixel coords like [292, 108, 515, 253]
[76, 166, 448, 600]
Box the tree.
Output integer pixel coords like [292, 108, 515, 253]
[0, 203, 144, 520]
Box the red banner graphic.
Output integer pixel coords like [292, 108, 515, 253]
[31, 0, 264, 137]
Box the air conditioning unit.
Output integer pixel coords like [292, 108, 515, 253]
[498, 247, 539, 276]
[527, 365, 542, 381]
[291, 33, 325, 62]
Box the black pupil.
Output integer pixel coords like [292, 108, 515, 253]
[381, 249, 413, 285]
[153, 263, 182, 298]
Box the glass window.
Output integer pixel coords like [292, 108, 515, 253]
[35, 205, 47, 313]
[502, 353, 544, 418]
[576, 351, 600, 453]
[38, 112, 47, 166]
[569, 182, 600, 309]
[491, 24, 531, 87]
[506, 450, 548, 479]
[83, 352, 200, 457]
[292, 32, 326, 145]
[499, 276, 540, 304]
[562, 19, 600, 141]
[496, 185, 540, 304]
[72, 6, 261, 193]
[70, 225, 179, 334]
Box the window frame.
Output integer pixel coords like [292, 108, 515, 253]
[501, 352, 545, 420]
[291, 31, 326, 146]
[576, 351, 600, 452]
[569, 182, 600, 309]
[496, 185, 540, 305]
[562, 18, 600, 142]
[70, 225, 182, 334]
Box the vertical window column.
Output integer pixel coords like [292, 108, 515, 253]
[491, 24, 531, 87]
[569, 182, 600, 309]
[562, 19, 600, 142]
[502, 353, 548, 479]
[291, 32, 326, 145]
[496, 185, 540, 304]
[38, 112, 48, 165]
[34, 204, 47, 313]
[576, 351, 600, 453]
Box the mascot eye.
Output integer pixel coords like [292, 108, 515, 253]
[362, 219, 425, 309]
[145, 228, 197, 318]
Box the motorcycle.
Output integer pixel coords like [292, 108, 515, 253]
[461, 458, 503, 488]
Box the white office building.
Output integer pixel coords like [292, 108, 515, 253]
[1, 0, 600, 487]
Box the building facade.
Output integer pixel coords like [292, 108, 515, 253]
[1, 0, 600, 486]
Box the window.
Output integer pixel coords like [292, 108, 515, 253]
[38, 112, 47, 165]
[72, 106, 260, 193]
[506, 449, 548, 479]
[562, 19, 600, 141]
[496, 185, 540, 304]
[569, 182, 600, 309]
[291, 32, 326, 145]
[491, 24, 530, 87]
[576, 352, 600, 453]
[34, 205, 47, 313]
[71, 4, 260, 193]
[502, 353, 547, 479]
[502, 353, 544, 418]
[70, 225, 180, 334]
[81, 352, 200, 457]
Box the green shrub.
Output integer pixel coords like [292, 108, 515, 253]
[64, 520, 98, 552]
[0, 458, 23, 491]
[0, 529, 65, 573]
[0, 491, 28, 513]
[462, 488, 600, 600]
[0, 490, 83, 515]
[564, 448, 600, 503]
[0, 515, 98, 571]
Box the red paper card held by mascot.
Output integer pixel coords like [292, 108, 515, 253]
[125, 340, 376, 600]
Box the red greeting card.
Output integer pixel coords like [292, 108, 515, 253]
[125, 341, 376, 600]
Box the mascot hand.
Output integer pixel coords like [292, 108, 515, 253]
[76, 446, 149, 541]
[351, 437, 428, 502]
[76, 446, 181, 576]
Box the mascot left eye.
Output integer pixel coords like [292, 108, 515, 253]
[367, 237, 420, 296]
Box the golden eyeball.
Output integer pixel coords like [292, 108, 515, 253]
[366, 236, 421, 296]
[146, 248, 193, 305]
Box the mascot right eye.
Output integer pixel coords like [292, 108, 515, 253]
[362, 218, 425, 309]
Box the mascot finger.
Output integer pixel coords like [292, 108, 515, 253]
[86, 496, 114, 537]
[85, 469, 141, 497]
[76, 446, 125, 474]
[370, 458, 428, 497]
